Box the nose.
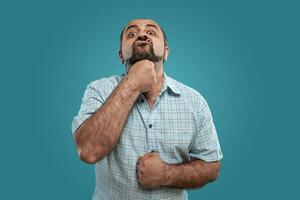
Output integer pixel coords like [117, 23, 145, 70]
[136, 35, 152, 44]
[136, 34, 151, 42]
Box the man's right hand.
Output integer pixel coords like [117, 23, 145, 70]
[127, 59, 156, 93]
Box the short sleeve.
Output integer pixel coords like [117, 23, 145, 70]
[71, 82, 105, 136]
[189, 98, 223, 162]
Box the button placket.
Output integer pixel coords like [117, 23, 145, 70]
[146, 108, 156, 152]
[136, 94, 159, 152]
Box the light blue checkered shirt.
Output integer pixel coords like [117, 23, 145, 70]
[71, 73, 223, 200]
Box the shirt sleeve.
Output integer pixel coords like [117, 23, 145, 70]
[71, 82, 105, 136]
[189, 97, 223, 162]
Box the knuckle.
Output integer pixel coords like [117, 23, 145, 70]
[137, 156, 143, 162]
[139, 164, 144, 172]
[138, 175, 143, 182]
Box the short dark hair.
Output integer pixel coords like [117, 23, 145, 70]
[119, 25, 168, 50]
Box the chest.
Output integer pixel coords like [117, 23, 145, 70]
[117, 99, 198, 164]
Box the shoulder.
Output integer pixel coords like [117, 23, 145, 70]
[88, 74, 122, 89]
[167, 76, 208, 108]
[85, 74, 123, 98]
[168, 77, 214, 124]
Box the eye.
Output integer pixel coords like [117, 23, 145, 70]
[147, 30, 156, 36]
[128, 32, 137, 38]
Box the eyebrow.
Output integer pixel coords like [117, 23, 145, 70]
[145, 24, 159, 31]
[125, 24, 160, 33]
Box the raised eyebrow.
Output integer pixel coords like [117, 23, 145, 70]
[125, 25, 139, 33]
[145, 24, 159, 31]
[125, 24, 160, 33]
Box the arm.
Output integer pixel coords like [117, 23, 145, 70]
[75, 60, 155, 164]
[137, 152, 221, 189]
[75, 76, 139, 164]
[165, 159, 221, 189]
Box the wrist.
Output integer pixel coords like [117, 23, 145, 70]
[123, 75, 141, 94]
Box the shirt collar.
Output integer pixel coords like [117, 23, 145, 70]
[121, 72, 181, 96]
[160, 72, 181, 96]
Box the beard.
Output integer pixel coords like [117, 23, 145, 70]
[125, 42, 163, 66]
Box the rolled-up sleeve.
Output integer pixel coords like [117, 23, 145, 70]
[189, 97, 223, 162]
[71, 82, 105, 136]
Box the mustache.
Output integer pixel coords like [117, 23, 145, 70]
[125, 36, 163, 66]
[125, 46, 163, 66]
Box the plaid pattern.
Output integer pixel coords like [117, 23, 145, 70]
[71, 73, 223, 200]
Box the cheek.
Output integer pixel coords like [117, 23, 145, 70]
[122, 44, 133, 58]
[153, 43, 165, 56]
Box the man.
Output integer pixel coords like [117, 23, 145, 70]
[71, 18, 223, 200]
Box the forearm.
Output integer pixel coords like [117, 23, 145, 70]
[75, 75, 140, 164]
[164, 160, 221, 189]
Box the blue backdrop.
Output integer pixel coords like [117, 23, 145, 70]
[1, 0, 299, 199]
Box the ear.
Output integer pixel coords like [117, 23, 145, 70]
[119, 50, 124, 64]
[163, 46, 170, 62]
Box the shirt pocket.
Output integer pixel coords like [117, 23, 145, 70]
[158, 130, 195, 165]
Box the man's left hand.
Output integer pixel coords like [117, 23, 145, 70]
[137, 152, 169, 188]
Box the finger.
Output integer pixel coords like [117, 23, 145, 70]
[137, 156, 143, 163]
[143, 152, 152, 157]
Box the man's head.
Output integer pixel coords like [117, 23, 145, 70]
[119, 19, 169, 67]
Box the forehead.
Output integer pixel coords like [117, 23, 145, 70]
[125, 19, 162, 31]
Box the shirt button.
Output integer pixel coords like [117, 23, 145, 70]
[148, 124, 152, 128]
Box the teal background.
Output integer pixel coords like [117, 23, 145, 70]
[1, 0, 299, 199]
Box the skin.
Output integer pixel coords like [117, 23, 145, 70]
[74, 18, 221, 189]
[119, 19, 169, 107]
[137, 152, 220, 189]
